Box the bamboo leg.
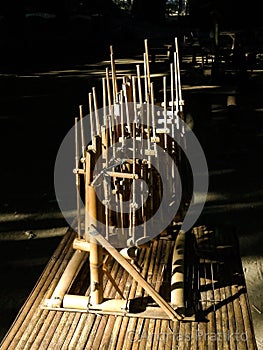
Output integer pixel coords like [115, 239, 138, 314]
[88, 184, 104, 305]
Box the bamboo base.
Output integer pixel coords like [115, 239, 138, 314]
[0, 227, 258, 350]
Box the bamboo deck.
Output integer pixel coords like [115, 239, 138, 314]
[0, 226, 257, 350]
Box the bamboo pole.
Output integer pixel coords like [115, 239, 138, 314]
[47, 250, 86, 308]
[92, 87, 101, 137]
[79, 105, 86, 160]
[74, 117, 81, 238]
[144, 39, 151, 96]
[110, 45, 118, 103]
[102, 77, 107, 125]
[88, 92, 95, 141]
[163, 76, 168, 149]
[87, 184, 104, 305]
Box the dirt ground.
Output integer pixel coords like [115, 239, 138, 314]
[0, 33, 263, 348]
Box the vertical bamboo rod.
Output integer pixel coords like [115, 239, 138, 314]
[120, 90, 125, 147]
[74, 117, 81, 238]
[106, 67, 114, 131]
[175, 37, 183, 108]
[122, 83, 131, 134]
[163, 76, 168, 149]
[143, 53, 148, 102]
[92, 87, 101, 137]
[102, 77, 107, 125]
[144, 39, 151, 95]
[88, 92, 95, 140]
[174, 52, 179, 121]
[86, 152, 104, 304]
[132, 75, 137, 119]
[136, 64, 143, 107]
[110, 45, 118, 103]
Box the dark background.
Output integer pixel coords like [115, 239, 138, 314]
[0, 0, 262, 347]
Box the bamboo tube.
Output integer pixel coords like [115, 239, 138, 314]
[171, 230, 185, 314]
[106, 67, 115, 134]
[74, 117, 81, 238]
[143, 53, 148, 102]
[110, 45, 118, 103]
[174, 52, 179, 117]
[102, 77, 107, 125]
[73, 238, 91, 252]
[79, 105, 86, 159]
[91, 229, 183, 321]
[47, 250, 86, 308]
[88, 184, 104, 305]
[107, 171, 138, 180]
[90, 299, 129, 312]
[122, 83, 131, 134]
[132, 75, 137, 117]
[163, 76, 168, 149]
[85, 151, 91, 242]
[106, 67, 112, 108]
[136, 64, 143, 107]
[92, 87, 101, 137]
[175, 37, 182, 104]
[144, 39, 151, 95]
[63, 295, 89, 310]
[88, 92, 95, 141]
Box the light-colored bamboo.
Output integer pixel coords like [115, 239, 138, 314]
[46, 250, 86, 308]
[73, 238, 91, 252]
[88, 183, 104, 305]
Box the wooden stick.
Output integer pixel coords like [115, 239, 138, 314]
[102, 264, 125, 299]
[90, 229, 183, 321]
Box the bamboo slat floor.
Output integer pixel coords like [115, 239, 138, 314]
[0, 226, 258, 350]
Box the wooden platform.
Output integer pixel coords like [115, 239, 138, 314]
[0, 226, 257, 350]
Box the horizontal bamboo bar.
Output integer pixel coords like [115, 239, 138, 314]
[106, 171, 139, 180]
